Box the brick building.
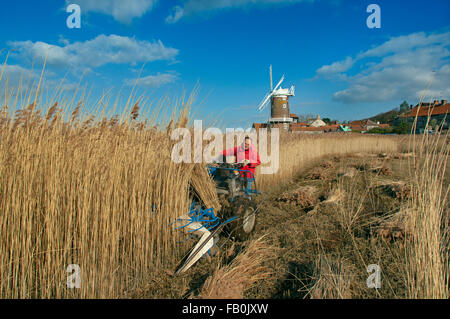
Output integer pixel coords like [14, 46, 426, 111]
[393, 100, 449, 133]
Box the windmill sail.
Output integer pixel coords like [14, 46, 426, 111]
[273, 75, 285, 92]
[258, 92, 273, 111]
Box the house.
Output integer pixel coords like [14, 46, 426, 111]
[325, 124, 341, 132]
[394, 100, 449, 133]
[308, 115, 327, 127]
[348, 119, 386, 133]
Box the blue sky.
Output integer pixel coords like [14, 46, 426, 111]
[0, 0, 449, 128]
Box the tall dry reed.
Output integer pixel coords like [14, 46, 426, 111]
[0, 90, 219, 298]
[256, 132, 401, 191]
[405, 118, 449, 298]
[200, 237, 274, 299]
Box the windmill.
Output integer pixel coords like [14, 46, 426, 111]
[257, 65, 295, 130]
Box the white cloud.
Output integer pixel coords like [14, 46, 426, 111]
[166, 0, 314, 23]
[124, 72, 179, 88]
[8, 34, 178, 71]
[314, 31, 450, 103]
[67, 0, 158, 24]
[359, 31, 450, 59]
[316, 56, 354, 78]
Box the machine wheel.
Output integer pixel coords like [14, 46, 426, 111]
[226, 198, 257, 241]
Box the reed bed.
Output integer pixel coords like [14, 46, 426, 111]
[256, 132, 402, 191]
[308, 255, 353, 299]
[405, 124, 449, 298]
[0, 103, 409, 299]
[200, 237, 274, 299]
[0, 95, 220, 298]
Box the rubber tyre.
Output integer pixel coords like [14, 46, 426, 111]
[227, 198, 257, 241]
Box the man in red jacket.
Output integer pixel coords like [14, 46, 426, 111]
[219, 136, 261, 193]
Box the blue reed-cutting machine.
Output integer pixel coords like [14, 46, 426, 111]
[172, 160, 261, 275]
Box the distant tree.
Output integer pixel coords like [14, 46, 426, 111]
[392, 121, 412, 134]
[399, 101, 409, 113]
[369, 108, 401, 123]
[322, 118, 331, 124]
[429, 119, 438, 130]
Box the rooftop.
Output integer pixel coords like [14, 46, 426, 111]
[402, 103, 450, 118]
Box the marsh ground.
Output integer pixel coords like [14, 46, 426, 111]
[130, 150, 449, 299]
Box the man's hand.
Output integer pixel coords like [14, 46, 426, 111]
[241, 159, 250, 167]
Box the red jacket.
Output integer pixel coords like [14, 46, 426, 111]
[220, 144, 261, 179]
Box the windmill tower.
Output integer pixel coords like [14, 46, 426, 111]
[257, 65, 295, 130]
